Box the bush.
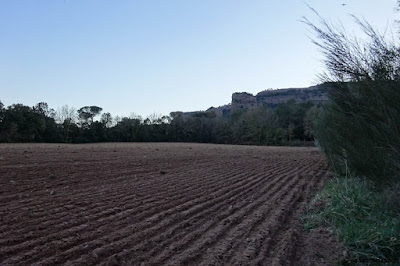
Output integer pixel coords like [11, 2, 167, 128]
[304, 10, 400, 182]
[314, 81, 400, 181]
[304, 5, 400, 264]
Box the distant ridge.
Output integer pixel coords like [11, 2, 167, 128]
[203, 83, 329, 118]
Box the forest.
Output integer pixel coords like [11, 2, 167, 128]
[0, 99, 317, 146]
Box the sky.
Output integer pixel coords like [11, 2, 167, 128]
[0, 0, 398, 118]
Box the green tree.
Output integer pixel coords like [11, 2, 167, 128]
[0, 100, 4, 122]
[169, 112, 186, 141]
[0, 104, 45, 142]
[33, 102, 55, 118]
[275, 100, 314, 142]
[77, 106, 103, 126]
[111, 117, 141, 142]
[89, 121, 106, 142]
[303, 106, 319, 140]
[101, 112, 113, 128]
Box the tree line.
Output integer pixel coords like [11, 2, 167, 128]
[0, 99, 318, 145]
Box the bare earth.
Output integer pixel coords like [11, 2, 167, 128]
[0, 143, 341, 265]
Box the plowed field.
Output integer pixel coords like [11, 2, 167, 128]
[0, 143, 339, 265]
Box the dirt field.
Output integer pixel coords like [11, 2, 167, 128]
[0, 143, 341, 265]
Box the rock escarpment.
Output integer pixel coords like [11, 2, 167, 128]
[180, 83, 330, 118]
[231, 84, 328, 112]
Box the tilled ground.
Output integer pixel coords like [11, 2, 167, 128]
[0, 143, 341, 265]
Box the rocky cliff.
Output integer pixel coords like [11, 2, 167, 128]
[231, 84, 328, 112]
[181, 83, 329, 119]
[206, 83, 329, 117]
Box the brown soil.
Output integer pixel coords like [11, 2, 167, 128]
[0, 143, 342, 265]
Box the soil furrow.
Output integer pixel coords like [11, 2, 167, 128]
[0, 161, 249, 244]
[0, 143, 335, 266]
[146, 165, 306, 266]
[1, 163, 269, 265]
[95, 163, 294, 265]
[34, 166, 283, 265]
[0, 167, 249, 262]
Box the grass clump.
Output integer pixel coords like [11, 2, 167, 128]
[304, 177, 400, 264]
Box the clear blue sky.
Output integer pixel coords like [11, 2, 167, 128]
[0, 0, 398, 118]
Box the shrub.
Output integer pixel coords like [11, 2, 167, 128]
[304, 10, 400, 182]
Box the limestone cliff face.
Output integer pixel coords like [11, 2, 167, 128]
[231, 92, 257, 112]
[185, 83, 329, 118]
[231, 84, 328, 112]
[207, 104, 231, 118]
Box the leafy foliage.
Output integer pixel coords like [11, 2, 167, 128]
[0, 103, 60, 142]
[305, 11, 400, 181]
[77, 106, 103, 126]
[0, 100, 316, 145]
[303, 4, 400, 265]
